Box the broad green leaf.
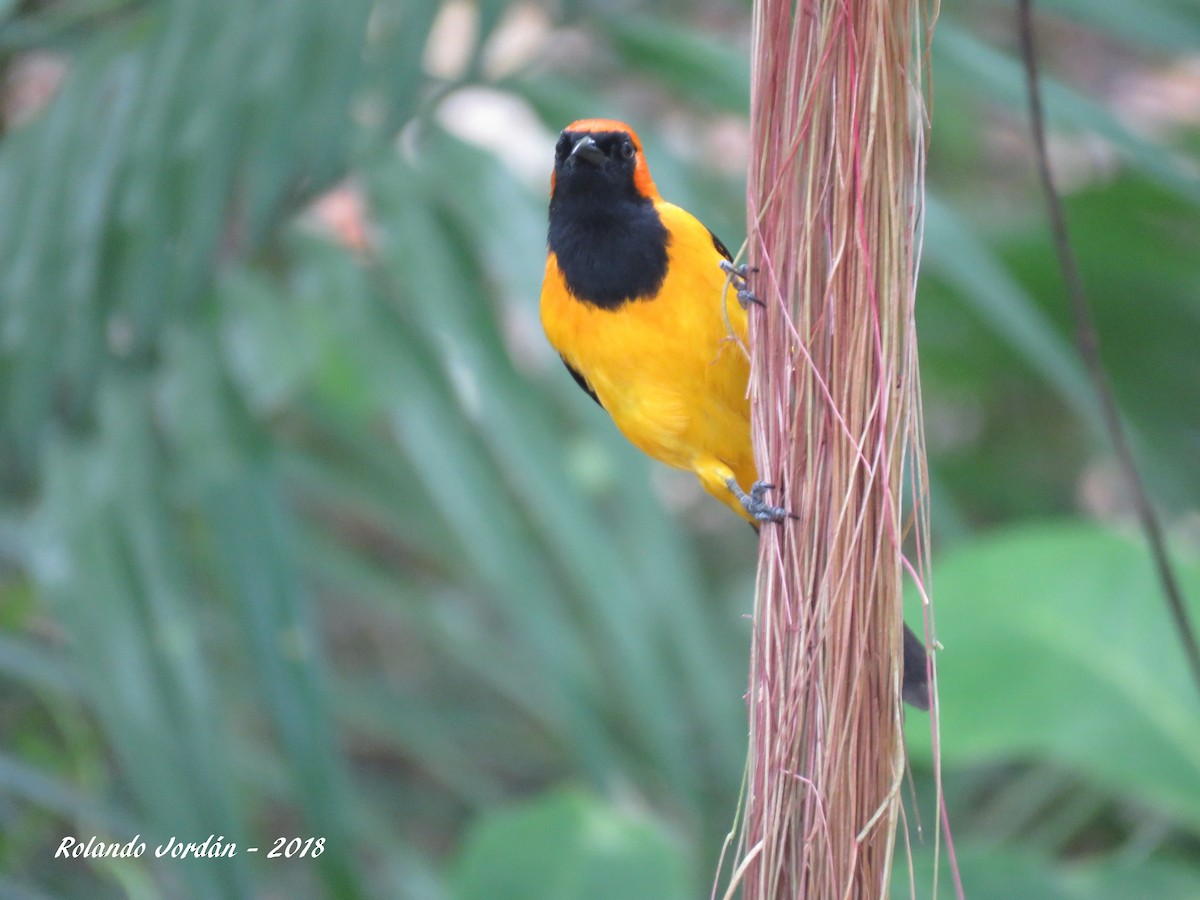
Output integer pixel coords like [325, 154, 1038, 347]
[898, 843, 1200, 899]
[909, 522, 1200, 831]
[451, 788, 695, 900]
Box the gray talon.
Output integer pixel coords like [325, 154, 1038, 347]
[737, 288, 764, 308]
[720, 261, 758, 279]
[727, 478, 792, 523]
[721, 261, 763, 308]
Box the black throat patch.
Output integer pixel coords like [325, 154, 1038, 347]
[547, 168, 670, 310]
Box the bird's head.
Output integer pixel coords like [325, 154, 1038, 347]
[550, 119, 659, 203]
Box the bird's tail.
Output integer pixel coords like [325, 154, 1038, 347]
[902, 624, 931, 711]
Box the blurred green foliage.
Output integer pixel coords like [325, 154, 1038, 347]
[1, 0, 1198, 897]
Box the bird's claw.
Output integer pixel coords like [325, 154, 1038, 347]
[727, 478, 794, 523]
[719, 260, 756, 279]
[720, 261, 764, 308]
[736, 288, 763, 308]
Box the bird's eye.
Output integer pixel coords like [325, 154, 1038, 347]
[620, 140, 636, 160]
[556, 134, 572, 159]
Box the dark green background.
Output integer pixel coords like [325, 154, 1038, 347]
[1, 0, 1198, 896]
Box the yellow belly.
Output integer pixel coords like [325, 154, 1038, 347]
[540, 200, 759, 521]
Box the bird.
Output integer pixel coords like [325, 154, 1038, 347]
[539, 118, 930, 710]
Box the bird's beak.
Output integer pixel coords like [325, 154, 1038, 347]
[569, 135, 606, 168]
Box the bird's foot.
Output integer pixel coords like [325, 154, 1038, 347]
[719, 261, 756, 279]
[719, 260, 764, 308]
[727, 478, 793, 523]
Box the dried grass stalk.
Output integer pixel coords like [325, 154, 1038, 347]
[728, 0, 938, 896]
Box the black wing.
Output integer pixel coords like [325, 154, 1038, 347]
[561, 357, 602, 408]
[708, 229, 733, 262]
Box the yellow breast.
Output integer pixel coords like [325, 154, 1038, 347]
[540, 200, 758, 516]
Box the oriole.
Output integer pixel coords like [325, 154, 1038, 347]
[540, 119, 929, 709]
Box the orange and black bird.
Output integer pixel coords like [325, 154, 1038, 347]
[540, 118, 930, 710]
